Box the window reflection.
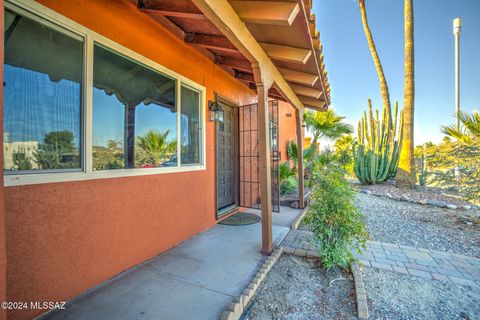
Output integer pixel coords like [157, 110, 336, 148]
[92, 45, 177, 170]
[3, 9, 83, 173]
[181, 87, 201, 164]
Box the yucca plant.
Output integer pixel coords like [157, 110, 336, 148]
[353, 99, 404, 184]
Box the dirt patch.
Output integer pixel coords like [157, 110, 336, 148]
[245, 255, 357, 320]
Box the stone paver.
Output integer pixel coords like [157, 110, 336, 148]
[282, 230, 480, 288]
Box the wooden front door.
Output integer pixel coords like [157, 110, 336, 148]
[217, 103, 237, 212]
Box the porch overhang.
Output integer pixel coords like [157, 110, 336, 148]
[135, 0, 331, 111]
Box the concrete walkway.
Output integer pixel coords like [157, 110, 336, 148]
[43, 207, 302, 320]
[282, 229, 480, 288]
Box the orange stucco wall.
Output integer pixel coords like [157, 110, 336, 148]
[3, 1, 257, 319]
[278, 101, 300, 163]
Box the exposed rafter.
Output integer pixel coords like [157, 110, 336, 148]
[230, 1, 300, 26]
[259, 43, 311, 64]
[277, 67, 318, 86]
[290, 83, 323, 99]
[184, 33, 238, 53]
[214, 55, 252, 72]
[138, 0, 207, 20]
[297, 95, 326, 110]
[234, 70, 254, 83]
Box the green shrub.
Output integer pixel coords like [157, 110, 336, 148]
[279, 161, 296, 181]
[304, 165, 367, 268]
[280, 176, 298, 195]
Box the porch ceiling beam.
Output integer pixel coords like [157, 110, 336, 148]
[259, 43, 311, 64]
[185, 33, 238, 53]
[277, 67, 318, 86]
[297, 95, 326, 110]
[234, 71, 255, 83]
[230, 1, 300, 26]
[290, 83, 323, 99]
[138, 0, 208, 20]
[214, 55, 252, 72]
[191, 0, 303, 111]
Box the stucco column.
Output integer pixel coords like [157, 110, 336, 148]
[253, 64, 273, 255]
[0, 1, 8, 319]
[295, 109, 305, 209]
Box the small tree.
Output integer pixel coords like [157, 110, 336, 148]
[305, 165, 367, 268]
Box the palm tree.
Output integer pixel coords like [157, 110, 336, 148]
[441, 111, 480, 143]
[136, 129, 177, 166]
[358, 0, 392, 126]
[397, 0, 416, 188]
[303, 109, 354, 149]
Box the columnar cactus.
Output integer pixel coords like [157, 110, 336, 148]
[353, 99, 404, 184]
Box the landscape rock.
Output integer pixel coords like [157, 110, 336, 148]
[446, 204, 458, 210]
[418, 199, 428, 205]
[461, 205, 471, 210]
[427, 199, 447, 208]
[290, 201, 299, 209]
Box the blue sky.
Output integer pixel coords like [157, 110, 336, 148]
[313, 0, 480, 144]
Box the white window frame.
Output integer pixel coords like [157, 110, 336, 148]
[4, 0, 207, 187]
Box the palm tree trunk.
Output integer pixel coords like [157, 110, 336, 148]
[358, 0, 392, 127]
[397, 0, 416, 188]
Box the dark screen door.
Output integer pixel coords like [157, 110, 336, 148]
[217, 103, 236, 211]
[239, 100, 280, 212]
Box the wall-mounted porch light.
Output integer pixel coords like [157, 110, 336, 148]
[208, 99, 224, 122]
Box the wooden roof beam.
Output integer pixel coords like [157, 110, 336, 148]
[298, 95, 326, 110]
[259, 43, 311, 64]
[138, 0, 207, 20]
[230, 1, 300, 26]
[184, 33, 238, 53]
[277, 67, 318, 86]
[234, 71, 255, 83]
[192, 0, 303, 111]
[290, 83, 323, 99]
[214, 55, 252, 72]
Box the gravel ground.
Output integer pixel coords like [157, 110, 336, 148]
[363, 268, 480, 320]
[352, 180, 475, 207]
[356, 193, 480, 257]
[245, 255, 357, 320]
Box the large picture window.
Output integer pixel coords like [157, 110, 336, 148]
[3, 9, 83, 173]
[3, 3, 205, 185]
[92, 45, 177, 170]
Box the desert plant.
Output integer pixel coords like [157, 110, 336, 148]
[279, 161, 295, 180]
[304, 165, 367, 268]
[286, 140, 317, 168]
[33, 145, 60, 169]
[303, 110, 354, 149]
[136, 129, 176, 166]
[429, 111, 480, 202]
[397, 0, 416, 188]
[358, 0, 392, 126]
[12, 148, 32, 170]
[353, 99, 404, 184]
[280, 177, 298, 195]
[279, 161, 298, 195]
[333, 134, 354, 175]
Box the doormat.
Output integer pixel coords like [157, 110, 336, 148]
[219, 212, 260, 225]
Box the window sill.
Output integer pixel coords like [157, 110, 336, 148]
[4, 165, 206, 187]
